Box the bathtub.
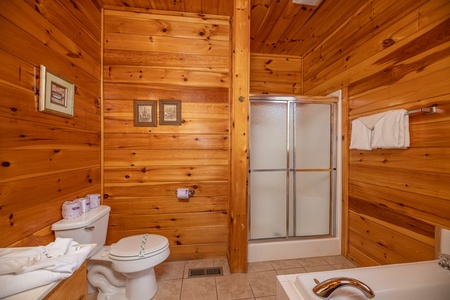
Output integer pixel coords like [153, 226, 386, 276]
[277, 260, 450, 300]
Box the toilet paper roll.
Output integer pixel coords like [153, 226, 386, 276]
[86, 194, 101, 209]
[77, 197, 91, 213]
[62, 201, 82, 219]
[177, 188, 190, 200]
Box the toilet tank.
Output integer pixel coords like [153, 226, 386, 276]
[51, 205, 110, 257]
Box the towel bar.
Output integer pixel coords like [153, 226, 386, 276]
[407, 104, 437, 115]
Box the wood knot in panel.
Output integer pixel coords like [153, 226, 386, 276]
[382, 38, 395, 48]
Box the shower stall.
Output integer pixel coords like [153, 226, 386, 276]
[248, 93, 342, 262]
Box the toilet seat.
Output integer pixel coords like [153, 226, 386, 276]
[109, 234, 169, 261]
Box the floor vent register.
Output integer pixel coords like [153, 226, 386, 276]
[188, 267, 223, 278]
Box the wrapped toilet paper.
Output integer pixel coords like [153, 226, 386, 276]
[177, 188, 190, 200]
[61, 201, 82, 219]
[86, 194, 101, 209]
[77, 197, 91, 213]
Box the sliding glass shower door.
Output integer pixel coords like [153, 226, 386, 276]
[249, 97, 337, 241]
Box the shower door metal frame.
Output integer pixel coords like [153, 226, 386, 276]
[248, 95, 338, 242]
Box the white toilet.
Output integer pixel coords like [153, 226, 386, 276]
[51, 205, 170, 300]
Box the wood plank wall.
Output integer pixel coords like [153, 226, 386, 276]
[0, 0, 101, 247]
[102, 7, 231, 261]
[250, 53, 302, 95]
[302, 0, 450, 266]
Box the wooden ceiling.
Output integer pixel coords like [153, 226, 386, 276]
[99, 0, 366, 57]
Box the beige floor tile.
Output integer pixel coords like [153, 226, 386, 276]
[247, 261, 274, 273]
[216, 274, 253, 300]
[214, 257, 231, 275]
[332, 262, 357, 270]
[297, 257, 329, 268]
[181, 277, 218, 300]
[247, 270, 278, 298]
[322, 255, 353, 265]
[152, 279, 182, 300]
[275, 267, 306, 275]
[156, 260, 185, 280]
[270, 259, 302, 270]
[304, 265, 335, 272]
[89, 255, 356, 300]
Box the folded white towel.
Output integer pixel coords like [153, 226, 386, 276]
[19, 244, 90, 275]
[46, 237, 73, 258]
[349, 119, 373, 150]
[357, 111, 390, 129]
[371, 109, 410, 149]
[350, 109, 410, 150]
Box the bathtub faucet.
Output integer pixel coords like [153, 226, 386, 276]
[438, 254, 450, 270]
[313, 277, 375, 299]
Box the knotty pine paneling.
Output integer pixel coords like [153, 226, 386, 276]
[103, 7, 231, 260]
[303, 0, 450, 266]
[250, 53, 302, 95]
[101, 0, 233, 16]
[0, 1, 101, 248]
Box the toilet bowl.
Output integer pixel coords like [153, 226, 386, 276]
[51, 205, 170, 300]
[88, 236, 169, 300]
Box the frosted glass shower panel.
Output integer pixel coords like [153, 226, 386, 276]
[250, 171, 287, 239]
[294, 103, 331, 169]
[249, 97, 336, 242]
[294, 172, 331, 236]
[250, 102, 287, 170]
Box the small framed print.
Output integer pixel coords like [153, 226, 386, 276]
[134, 100, 157, 127]
[159, 100, 181, 125]
[39, 65, 75, 118]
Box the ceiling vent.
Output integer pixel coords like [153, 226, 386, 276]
[292, 0, 323, 6]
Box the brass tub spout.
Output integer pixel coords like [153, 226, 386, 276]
[313, 277, 375, 299]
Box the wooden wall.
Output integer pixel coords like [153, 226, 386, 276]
[3, 0, 448, 270]
[102, 7, 231, 261]
[0, 0, 101, 247]
[250, 53, 302, 95]
[302, 0, 450, 266]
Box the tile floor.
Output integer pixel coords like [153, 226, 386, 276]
[151, 255, 357, 300]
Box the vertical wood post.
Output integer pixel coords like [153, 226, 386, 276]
[229, 0, 250, 273]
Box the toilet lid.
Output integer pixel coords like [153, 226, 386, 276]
[109, 234, 169, 258]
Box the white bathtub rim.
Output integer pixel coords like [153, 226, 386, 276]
[277, 260, 449, 300]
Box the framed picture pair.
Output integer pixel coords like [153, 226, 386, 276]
[134, 99, 181, 127]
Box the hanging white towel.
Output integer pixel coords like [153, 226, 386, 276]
[371, 109, 410, 149]
[349, 111, 390, 150]
[349, 119, 372, 150]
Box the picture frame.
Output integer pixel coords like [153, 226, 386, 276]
[134, 100, 157, 127]
[159, 100, 182, 125]
[39, 65, 75, 118]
